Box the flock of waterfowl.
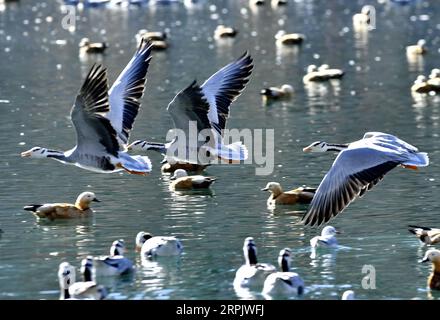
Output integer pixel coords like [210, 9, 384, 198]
[8, 0, 440, 300]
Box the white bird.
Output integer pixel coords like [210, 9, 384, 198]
[93, 239, 134, 276]
[233, 237, 277, 289]
[21, 39, 153, 175]
[341, 290, 355, 300]
[310, 226, 339, 248]
[58, 262, 77, 300]
[135, 231, 183, 258]
[262, 248, 304, 297]
[128, 53, 253, 165]
[302, 132, 429, 226]
[169, 168, 217, 190]
[352, 5, 373, 27]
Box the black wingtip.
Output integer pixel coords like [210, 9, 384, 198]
[23, 204, 42, 212]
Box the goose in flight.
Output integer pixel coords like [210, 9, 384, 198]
[21, 39, 153, 175]
[128, 52, 253, 165]
[301, 132, 429, 226]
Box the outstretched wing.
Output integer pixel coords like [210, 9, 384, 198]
[71, 64, 119, 157]
[201, 52, 253, 135]
[107, 39, 153, 146]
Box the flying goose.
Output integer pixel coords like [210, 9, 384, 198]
[21, 39, 153, 175]
[260, 84, 294, 99]
[406, 39, 427, 55]
[170, 169, 216, 190]
[275, 30, 305, 46]
[261, 182, 315, 206]
[233, 237, 277, 289]
[301, 132, 429, 226]
[23, 191, 100, 220]
[408, 225, 440, 245]
[214, 25, 238, 39]
[262, 248, 304, 297]
[79, 37, 108, 55]
[310, 226, 339, 248]
[421, 249, 440, 290]
[93, 239, 134, 276]
[135, 231, 183, 258]
[128, 52, 253, 165]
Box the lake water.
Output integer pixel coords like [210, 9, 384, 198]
[1, 0, 440, 300]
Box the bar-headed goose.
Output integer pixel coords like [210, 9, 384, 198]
[233, 237, 277, 289]
[421, 249, 440, 290]
[128, 53, 253, 165]
[23, 191, 100, 220]
[262, 182, 315, 206]
[301, 132, 429, 226]
[408, 225, 440, 245]
[21, 40, 153, 175]
[260, 84, 294, 99]
[262, 248, 304, 297]
[275, 30, 305, 46]
[79, 37, 108, 55]
[93, 240, 134, 276]
[406, 39, 427, 55]
[310, 226, 339, 248]
[214, 25, 238, 39]
[169, 169, 216, 190]
[135, 231, 183, 258]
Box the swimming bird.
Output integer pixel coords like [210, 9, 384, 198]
[408, 225, 440, 245]
[170, 169, 216, 190]
[411, 75, 438, 94]
[233, 237, 277, 289]
[160, 160, 209, 174]
[303, 64, 344, 83]
[352, 5, 373, 28]
[421, 249, 440, 290]
[21, 39, 153, 175]
[214, 25, 238, 39]
[341, 290, 355, 300]
[260, 84, 294, 100]
[301, 132, 429, 226]
[406, 39, 427, 55]
[262, 182, 315, 206]
[128, 52, 253, 166]
[23, 191, 100, 220]
[58, 262, 77, 300]
[262, 248, 304, 297]
[136, 29, 167, 45]
[135, 231, 183, 258]
[93, 239, 134, 276]
[79, 38, 108, 55]
[275, 30, 305, 46]
[310, 226, 339, 248]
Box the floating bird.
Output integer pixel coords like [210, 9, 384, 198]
[135, 231, 183, 258]
[262, 248, 304, 297]
[79, 37, 108, 55]
[341, 290, 355, 300]
[93, 240, 134, 276]
[275, 30, 305, 46]
[406, 39, 427, 55]
[352, 5, 373, 28]
[408, 225, 440, 245]
[261, 182, 315, 206]
[410, 75, 437, 94]
[136, 29, 167, 44]
[310, 226, 339, 248]
[233, 237, 276, 289]
[170, 169, 216, 190]
[128, 52, 253, 166]
[58, 262, 77, 300]
[23, 191, 100, 220]
[21, 40, 153, 175]
[421, 249, 440, 290]
[160, 161, 209, 174]
[303, 64, 344, 83]
[301, 132, 429, 226]
[214, 25, 238, 39]
[260, 84, 294, 99]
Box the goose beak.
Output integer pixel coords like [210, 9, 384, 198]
[335, 230, 342, 234]
[92, 198, 101, 203]
[420, 257, 429, 263]
[302, 147, 312, 153]
[21, 151, 32, 157]
[261, 187, 269, 191]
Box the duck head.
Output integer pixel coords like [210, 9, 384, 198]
[281, 84, 294, 94]
[278, 248, 291, 272]
[170, 169, 188, 180]
[135, 231, 153, 252]
[110, 239, 126, 256]
[421, 249, 440, 264]
[75, 192, 100, 210]
[261, 182, 283, 195]
[80, 256, 95, 282]
[79, 37, 90, 47]
[243, 237, 258, 265]
[58, 262, 76, 297]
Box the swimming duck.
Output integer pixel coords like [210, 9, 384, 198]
[352, 5, 373, 28]
[135, 231, 183, 258]
[341, 290, 355, 300]
[260, 84, 294, 99]
[161, 160, 209, 174]
[427, 69, 440, 87]
[262, 248, 304, 297]
[136, 29, 167, 44]
[169, 169, 216, 190]
[406, 39, 427, 55]
[310, 226, 339, 248]
[275, 30, 305, 46]
[262, 182, 315, 206]
[410, 75, 437, 94]
[93, 239, 134, 276]
[233, 237, 277, 289]
[214, 25, 238, 39]
[21, 40, 153, 175]
[408, 225, 440, 245]
[301, 132, 429, 226]
[79, 37, 108, 55]
[421, 249, 440, 290]
[23, 191, 100, 220]
[303, 64, 344, 83]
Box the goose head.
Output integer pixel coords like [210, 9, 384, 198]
[75, 192, 100, 210]
[80, 256, 95, 282]
[278, 248, 291, 272]
[280, 84, 294, 94]
[135, 231, 153, 252]
[21, 147, 62, 158]
[321, 226, 340, 236]
[421, 249, 440, 264]
[127, 140, 152, 151]
[307, 64, 317, 73]
[342, 290, 355, 300]
[417, 39, 426, 48]
[261, 182, 283, 195]
[79, 37, 90, 48]
[302, 141, 327, 152]
[243, 237, 258, 265]
[58, 262, 76, 296]
[110, 239, 125, 256]
[170, 169, 188, 180]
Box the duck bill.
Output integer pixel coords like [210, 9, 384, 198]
[420, 257, 429, 263]
[21, 151, 32, 157]
[261, 187, 269, 191]
[92, 198, 101, 203]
